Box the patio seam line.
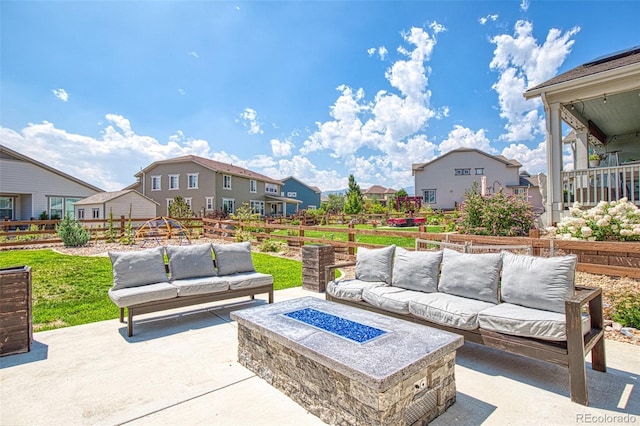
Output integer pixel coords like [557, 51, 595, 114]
[114, 374, 256, 425]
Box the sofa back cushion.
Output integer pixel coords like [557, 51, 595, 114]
[212, 241, 255, 276]
[166, 243, 215, 280]
[438, 249, 502, 304]
[109, 247, 168, 290]
[392, 247, 442, 292]
[355, 245, 396, 284]
[500, 251, 577, 313]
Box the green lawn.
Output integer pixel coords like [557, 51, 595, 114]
[0, 249, 302, 332]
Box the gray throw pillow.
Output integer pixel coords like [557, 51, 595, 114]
[212, 241, 255, 276]
[501, 251, 577, 313]
[109, 247, 168, 290]
[392, 247, 442, 292]
[355, 245, 396, 284]
[166, 243, 215, 280]
[438, 248, 502, 304]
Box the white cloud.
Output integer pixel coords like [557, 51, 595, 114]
[262, 155, 346, 190]
[187, 51, 199, 59]
[479, 14, 499, 25]
[270, 138, 294, 157]
[520, 0, 530, 12]
[439, 125, 494, 154]
[238, 108, 263, 135]
[178, 88, 186, 95]
[52, 88, 69, 102]
[368, 46, 388, 60]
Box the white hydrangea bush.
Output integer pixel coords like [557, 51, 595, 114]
[546, 198, 640, 241]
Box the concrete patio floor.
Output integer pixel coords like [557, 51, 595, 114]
[1, 287, 638, 426]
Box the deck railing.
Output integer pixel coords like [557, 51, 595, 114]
[562, 163, 640, 208]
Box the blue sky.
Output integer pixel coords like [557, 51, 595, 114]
[1, 1, 639, 193]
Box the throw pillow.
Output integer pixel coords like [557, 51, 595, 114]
[212, 241, 255, 276]
[109, 247, 168, 290]
[355, 245, 396, 284]
[392, 247, 442, 292]
[501, 251, 577, 313]
[166, 243, 215, 280]
[438, 248, 502, 304]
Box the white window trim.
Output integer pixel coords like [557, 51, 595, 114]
[250, 200, 265, 215]
[166, 198, 174, 212]
[187, 173, 199, 189]
[223, 175, 232, 190]
[184, 197, 192, 209]
[423, 189, 436, 204]
[222, 197, 235, 213]
[151, 175, 162, 191]
[92, 208, 100, 219]
[250, 179, 257, 193]
[205, 196, 214, 211]
[169, 174, 180, 190]
[287, 191, 297, 197]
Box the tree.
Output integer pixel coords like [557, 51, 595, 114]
[396, 188, 408, 198]
[323, 193, 345, 214]
[168, 195, 193, 219]
[343, 174, 363, 214]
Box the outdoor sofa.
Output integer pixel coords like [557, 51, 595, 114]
[325, 243, 606, 406]
[108, 242, 273, 336]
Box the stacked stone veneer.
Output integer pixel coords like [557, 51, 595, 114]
[302, 245, 335, 293]
[237, 324, 457, 426]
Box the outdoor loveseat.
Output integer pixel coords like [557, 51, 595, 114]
[108, 242, 273, 336]
[325, 242, 606, 406]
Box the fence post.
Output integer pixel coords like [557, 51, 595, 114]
[348, 222, 355, 255]
[120, 216, 125, 239]
[299, 223, 304, 247]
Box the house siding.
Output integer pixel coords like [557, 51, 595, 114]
[281, 178, 320, 215]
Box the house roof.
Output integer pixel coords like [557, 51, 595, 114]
[0, 144, 104, 193]
[412, 148, 521, 172]
[363, 185, 396, 195]
[135, 155, 282, 185]
[281, 176, 322, 194]
[74, 189, 159, 206]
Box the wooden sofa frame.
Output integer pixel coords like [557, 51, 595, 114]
[325, 261, 606, 406]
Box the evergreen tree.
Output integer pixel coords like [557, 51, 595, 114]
[168, 195, 193, 218]
[343, 174, 363, 214]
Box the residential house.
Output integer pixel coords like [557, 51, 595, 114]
[362, 185, 396, 206]
[281, 176, 320, 216]
[128, 155, 297, 217]
[74, 190, 158, 220]
[524, 46, 640, 226]
[0, 144, 102, 220]
[412, 148, 542, 211]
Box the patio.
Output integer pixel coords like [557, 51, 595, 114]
[1, 287, 638, 425]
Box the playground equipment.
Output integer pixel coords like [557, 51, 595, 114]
[388, 196, 426, 227]
[135, 217, 191, 246]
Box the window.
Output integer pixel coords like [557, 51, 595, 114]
[223, 175, 232, 189]
[250, 179, 257, 193]
[184, 197, 192, 209]
[92, 208, 100, 219]
[166, 198, 174, 212]
[77, 209, 85, 220]
[514, 188, 528, 197]
[49, 197, 64, 219]
[169, 174, 179, 190]
[187, 173, 198, 189]
[287, 192, 297, 197]
[475, 168, 484, 175]
[307, 205, 317, 210]
[0, 197, 13, 219]
[454, 169, 471, 176]
[250, 200, 265, 216]
[222, 198, 235, 213]
[205, 197, 214, 211]
[151, 175, 161, 191]
[65, 198, 81, 219]
[265, 183, 278, 194]
[422, 189, 436, 204]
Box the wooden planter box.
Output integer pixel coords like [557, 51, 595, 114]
[0, 266, 32, 356]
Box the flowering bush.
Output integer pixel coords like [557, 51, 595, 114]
[546, 198, 640, 241]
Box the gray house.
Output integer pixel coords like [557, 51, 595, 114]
[281, 176, 320, 216]
[74, 190, 158, 220]
[0, 144, 103, 220]
[128, 155, 298, 217]
[412, 148, 542, 211]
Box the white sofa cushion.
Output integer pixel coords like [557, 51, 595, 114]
[166, 243, 216, 280]
[392, 248, 442, 292]
[408, 292, 495, 330]
[212, 242, 255, 276]
[363, 287, 425, 315]
[327, 279, 386, 302]
[108, 282, 177, 308]
[438, 249, 502, 304]
[478, 302, 590, 341]
[109, 247, 168, 290]
[172, 276, 229, 297]
[500, 252, 577, 313]
[225, 272, 274, 290]
[355, 245, 396, 284]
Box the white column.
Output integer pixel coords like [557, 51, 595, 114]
[546, 100, 564, 225]
[575, 130, 589, 170]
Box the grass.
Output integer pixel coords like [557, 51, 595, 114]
[0, 249, 303, 332]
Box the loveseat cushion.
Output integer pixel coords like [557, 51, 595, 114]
[355, 245, 396, 284]
[363, 287, 424, 315]
[109, 247, 169, 290]
[172, 276, 229, 297]
[408, 292, 495, 330]
[438, 249, 502, 304]
[108, 282, 177, 308]
[391, 248, 442, 292]
[212, 242, 255, 276]
[327, 279, 386, 302]
[500, 252, 577, 314]
[166, 243, 216, 280]
[225, 272, 274, 290]
[478, 302, 590, 341]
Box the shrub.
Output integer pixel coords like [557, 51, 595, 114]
[260, 238, 287, 253]
[611, 294, 640, 329]
[56, 216, 90, 247]
[235, 230, 253, 242]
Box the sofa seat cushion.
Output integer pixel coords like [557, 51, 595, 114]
[438, 249, 502, 304]
[108, 282, 177, 308]
[327, 279, 386, 302]
[391, 248, 442, 293]
[166, 243, 216, 280]
[362, 287, 424, 315]
[172, 276, 229, 297]
[408, 293, 495, 330]
[355, 245, 396, 284]
[478, 303, 591, 341]
[109, 247, 168, 290]
[225, 272, 274, 290]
